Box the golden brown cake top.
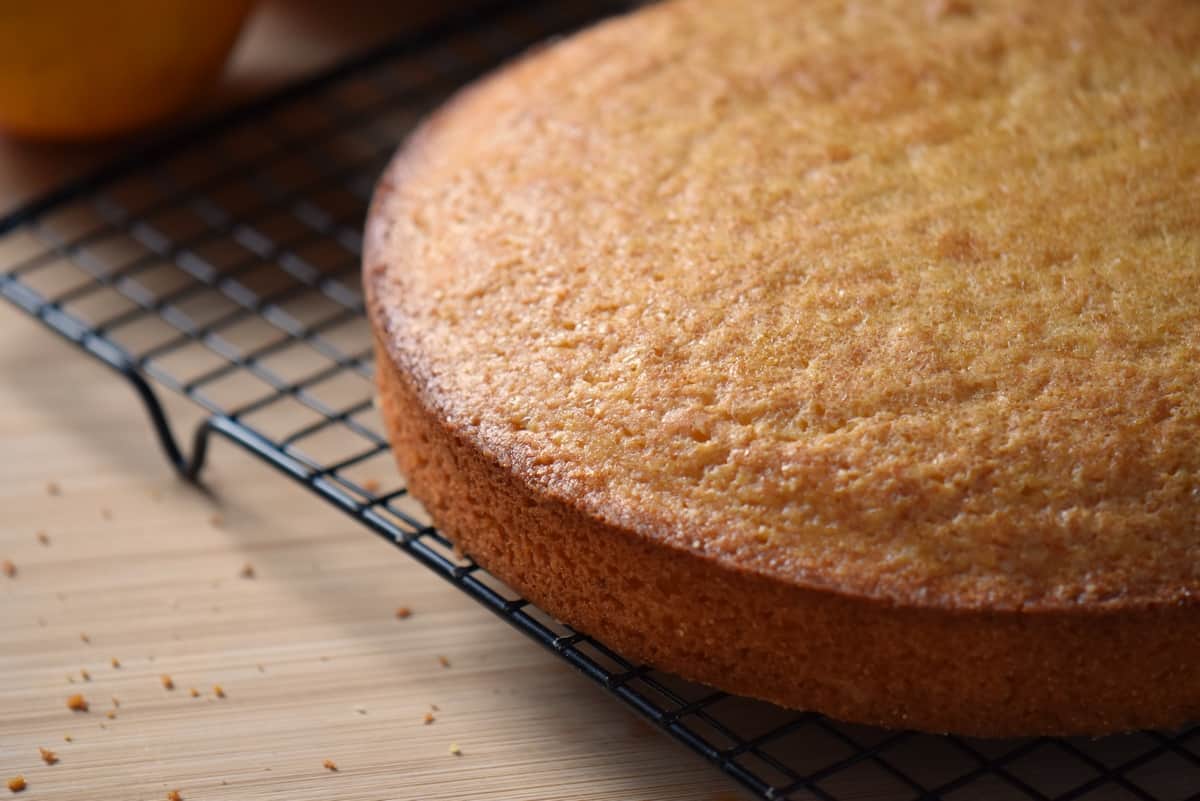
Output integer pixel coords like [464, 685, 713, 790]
[367, 0, 1200, 611]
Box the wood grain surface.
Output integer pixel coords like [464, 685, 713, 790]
[0, 302, 750, 801]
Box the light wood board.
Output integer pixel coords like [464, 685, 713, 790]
[0, 306, 751, 801]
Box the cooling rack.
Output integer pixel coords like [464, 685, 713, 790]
[1, 2, 1197, 799]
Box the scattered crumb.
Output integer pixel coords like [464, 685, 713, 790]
[167, 790, 182, 801]
[394, 606, 412, 620]
[160, 675, 175, 691]
[437, 655, 451, 669]
[448, 743, 462, 757]
[63, 735, 72, 743]
[105, 710, 116, 720]
[111, 696, 119, 708]
[7, 775, 25, 793]
[47, 481, 61, 496]
[67, 694, 88, 712]
[362, 478, 381, 493]
[322, 759, 338, 772]
[101, 508, 113, 521]
[66, 674, 75, 684]
[79, 632, 90, 644]
[209, 513, 224, 528]
[2, 560, 15, 578]
[38, 748, 57, 766]
[213, 685, 226, 699]
[239, 563, 255, 579]
[431, 704, 440, 711]
[189, 688, 200, 698]
[422, 712, 435, 725]
[80, 669, 90, 682]
[927, 0, 974, 20]
[36, 531, 50, 546]
[111, 657, 121, 669]
[826, 143, 853, 163]
[354, 705, 367, 715]
[256, 664, 265, 673]
[98, 722, 106, 730]
[147, 655, 155, 662]
[320, 656, 331, 662]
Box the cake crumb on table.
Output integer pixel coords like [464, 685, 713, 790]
[36, 531, 50, 546]
[79, 632, 90, 644]
[80, 669, 90, 682]
[448, 743, 462, 757]
[6, 775, 25, 793]
[167, 790, 182, 801]
[422, 711, 435, 725]
[213, 685, 226, 698]
[160, 675, 175, 691]
[38, 747, 57, 765]
[437, 655, 451, 668]
[62, 735, 72, 743]
[189, 688, 200, 698]
[105, 710, 116, 720]
[46, 481, 61, 496]
[67, 694, 88, 712]
[2, 560, 15, 578]
[111, 657, 120, 669]
[209, 513, 224, 528]
[239, 563, 255, 579]
[394, 606, 412, 620]
[322, 759, 338, 772]
[101, 508, 113, 521]
[362, 478, 381, 493]
[111, 696, 120, 708]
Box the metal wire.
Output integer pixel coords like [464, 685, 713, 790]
[1, 2, 1197, 799]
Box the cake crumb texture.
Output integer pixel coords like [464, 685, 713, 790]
[368, 0, 1200, 610]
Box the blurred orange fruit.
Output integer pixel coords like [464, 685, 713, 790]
[0, 1, 255, 141]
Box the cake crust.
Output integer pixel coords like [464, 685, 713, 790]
[366, 0, 1200, 735]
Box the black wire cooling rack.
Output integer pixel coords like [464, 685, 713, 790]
[2, 3, 1198, 799]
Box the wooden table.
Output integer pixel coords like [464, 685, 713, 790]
[0, 3, 749, 799]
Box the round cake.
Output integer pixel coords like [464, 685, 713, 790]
[365, 0, 1200, 736]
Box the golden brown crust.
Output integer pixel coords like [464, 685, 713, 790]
[365, 0, 1200, 734]
[373, 328, 1200, 736]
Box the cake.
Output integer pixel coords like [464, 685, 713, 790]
[364, 0, 1200, 736]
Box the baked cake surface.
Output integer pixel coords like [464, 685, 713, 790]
[366, 0, 1200, 735]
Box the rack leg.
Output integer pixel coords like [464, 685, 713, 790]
[118, 362, 212, 483]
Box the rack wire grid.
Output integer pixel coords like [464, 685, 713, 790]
[1, 3, 1197, 800]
